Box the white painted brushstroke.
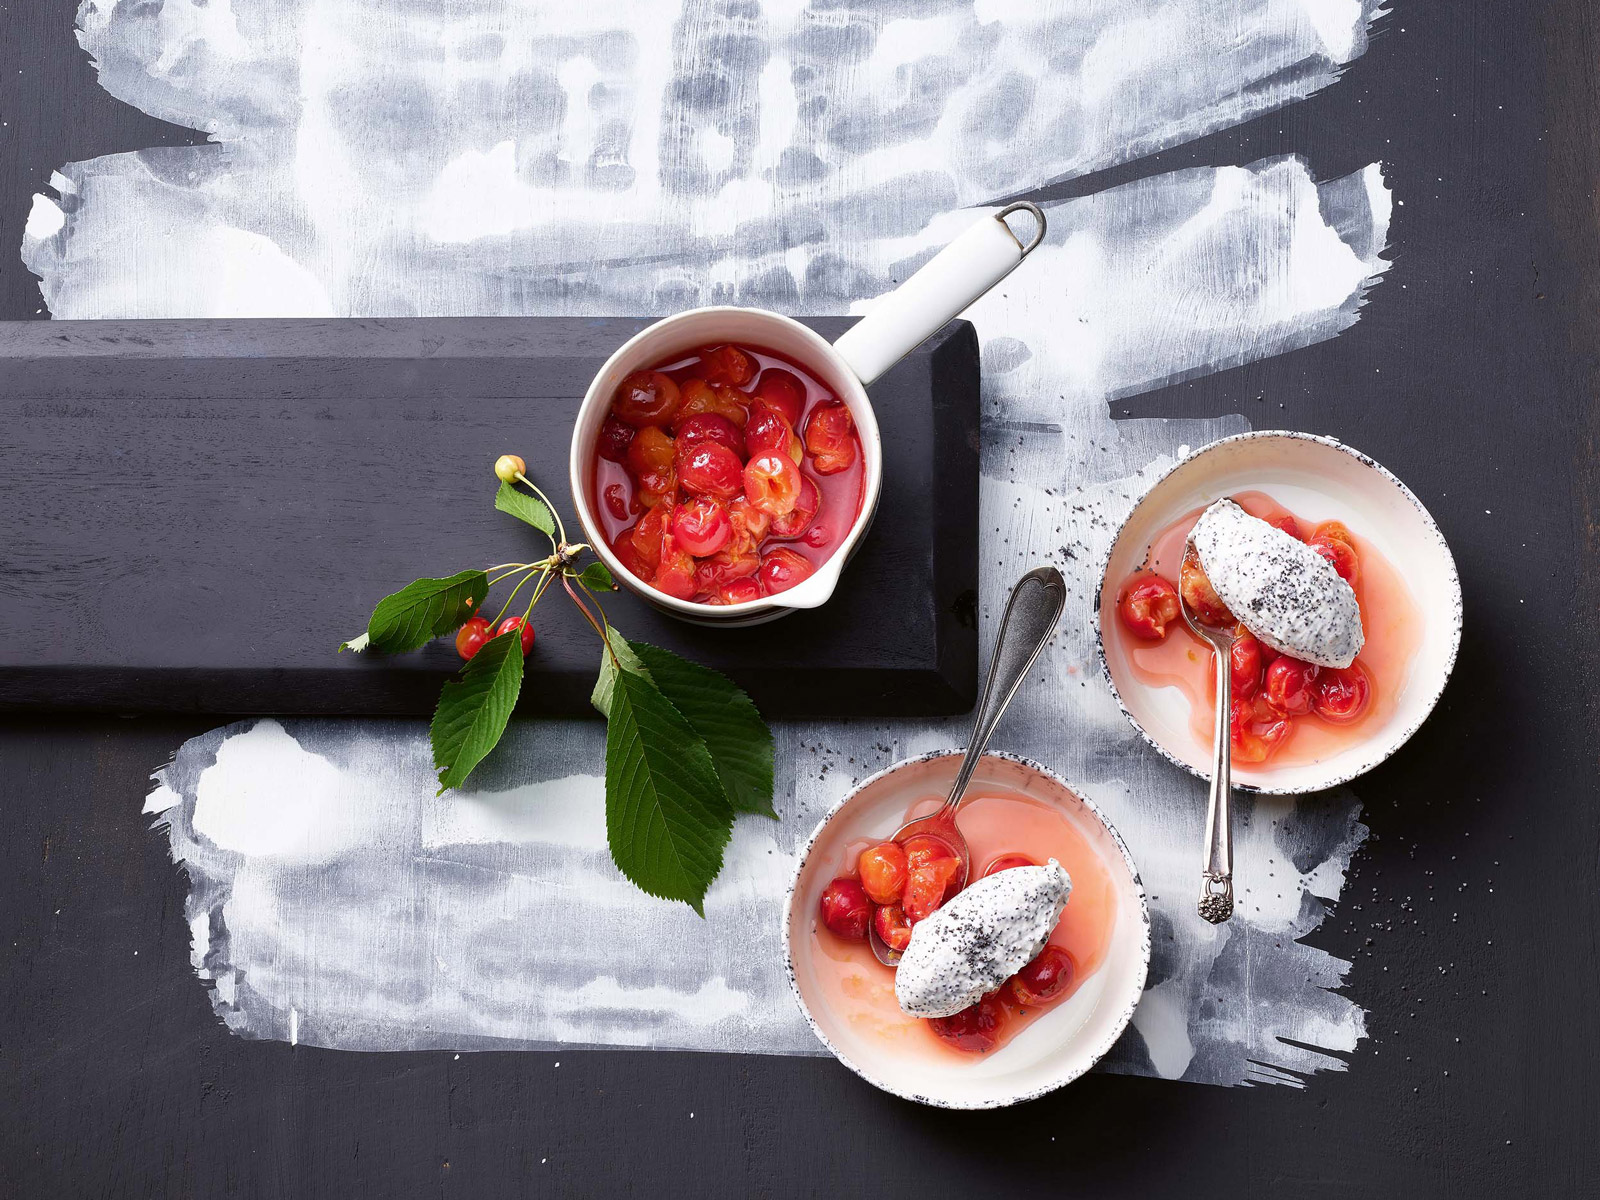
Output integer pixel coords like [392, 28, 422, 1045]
[24, 194, 66, 240]
[137, 157, 1386, 1083]
[880, 156, 1391, 422]
[25, 0, 1388, 317]
[45, 0, 1392, 1087]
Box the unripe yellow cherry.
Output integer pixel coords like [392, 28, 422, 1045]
[494, 454, 526, 483]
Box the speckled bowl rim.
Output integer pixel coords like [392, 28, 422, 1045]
[781, 749, 1152, 1110]
[1092, 429, 1464, 797]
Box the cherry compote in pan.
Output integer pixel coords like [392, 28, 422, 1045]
[589, 342, 865, 606]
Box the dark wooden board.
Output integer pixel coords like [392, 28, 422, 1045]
[0, 316, 979, 718]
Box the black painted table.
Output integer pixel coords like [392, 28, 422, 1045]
[2, 1, 1596, 1196]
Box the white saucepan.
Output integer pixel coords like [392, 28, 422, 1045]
[568, 203, 1045, 625]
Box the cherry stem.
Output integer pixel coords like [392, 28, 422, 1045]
[522, 568, 556, 619]
[487, 564, 536, 590]
[575, 573, 614, 635]
[563, 575, 617, 666]
[490, 565, 547, 628]
[514, 471, 568, 548]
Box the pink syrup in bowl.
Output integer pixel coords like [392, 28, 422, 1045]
[1105, 490, 1425, 770]
[808, 787, 1120, 1061]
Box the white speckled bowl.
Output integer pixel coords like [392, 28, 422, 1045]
[783, 751, 1150, 1109]
[1096, 431, 1462, 795]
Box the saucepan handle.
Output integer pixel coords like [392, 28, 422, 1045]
[831, 202, 1046, 388]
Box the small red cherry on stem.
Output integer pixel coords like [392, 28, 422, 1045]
[675, 412, 746, 459]
[1117, 572, 1180, 640]
[752, 368, 805, 425]
[597, 416, 635, 463]
[744, 453, 802, 516]
[672, 497, 733, 557]
[982, 853, 1037, 877]
[697, 344, 757, 387]
[1230, 627, 1264, 700]
[858, 841, 909, 905]
[495, 616, 535, 655]
[677, 441, 745, 501]
[613, 370, 681, 427]
[1313, 664, 1371, 722]
[819, 877, 871, 940]
[873, 904, 913, 953]
[758, 547, 813, 596]
[1008, 945, 1076, 1007]
[803, 401, 856, 474]
[1264, 657, 1320, 716]
[455, 617, 492, 661]
[927, 993, 1004, 1053]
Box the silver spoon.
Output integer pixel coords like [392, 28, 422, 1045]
[1179, 545, 1236, 924]
[868, 566, 1068, 966]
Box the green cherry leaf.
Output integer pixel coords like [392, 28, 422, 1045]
[359, 570, 488, 654]
[430, 631, 525, 794]
[495, 481, 555, 535]
[604, 669, 733, 915]
[576, 561, 615, 592]
[630, 642, 776, 819]
[591, 624, 650, 718]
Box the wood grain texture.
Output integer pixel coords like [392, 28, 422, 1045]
[0, 316, 980, 718]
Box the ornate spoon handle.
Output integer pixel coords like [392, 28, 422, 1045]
[1198, 632, 1235, 924]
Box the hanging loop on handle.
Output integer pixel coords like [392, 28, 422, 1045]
[996, 200, 1047, 254]
[832, 202, 1047, 388]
